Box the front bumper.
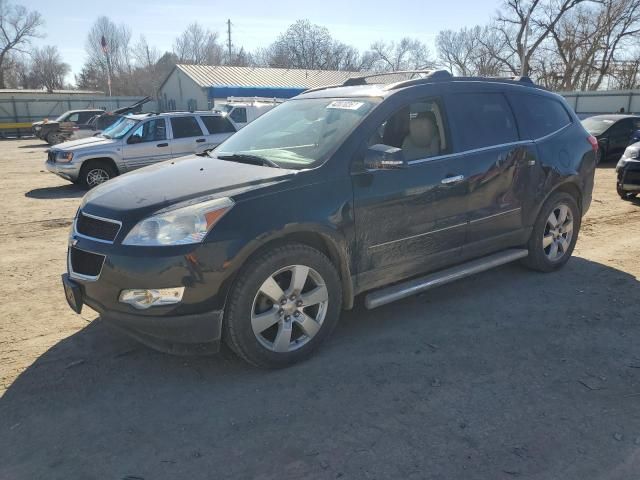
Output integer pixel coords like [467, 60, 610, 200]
[64, 272, 224, 355]
[46, 159, 81, 182]
[617, 161, 640, 192]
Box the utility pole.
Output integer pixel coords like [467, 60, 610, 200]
[227, 19, 233, 63]
[520, 8, 532, 77]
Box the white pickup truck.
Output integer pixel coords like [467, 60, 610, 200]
[215, 97, 284, 129]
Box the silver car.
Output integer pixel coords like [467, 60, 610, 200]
[45, 111, 237, 188]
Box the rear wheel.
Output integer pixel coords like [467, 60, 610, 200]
[223, 243, 342, 368]
[79, 160, 117, 189]
[523, 192, 581, 272]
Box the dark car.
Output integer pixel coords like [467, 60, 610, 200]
[61, 71, 597, 368]
[32, 109, 104, 145]
[581, 114, 640, 163]
[616, 142, 640, 200]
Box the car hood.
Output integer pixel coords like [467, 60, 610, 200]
[54, 136, 116, 150]
[82, 154, 297, 219]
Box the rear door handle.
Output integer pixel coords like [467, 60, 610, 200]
[157, 143, 168, 147]
[441, 174, 465, 185]
[196, 138, 206, 143]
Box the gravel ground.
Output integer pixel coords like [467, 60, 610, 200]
[1, 138, 640, 479]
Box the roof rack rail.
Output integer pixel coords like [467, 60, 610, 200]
[342, 70, 452, 87]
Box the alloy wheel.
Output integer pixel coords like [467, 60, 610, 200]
[86, 168, 110, 187]
[251, 265, 329, 353]
[542, 203, 574, 262]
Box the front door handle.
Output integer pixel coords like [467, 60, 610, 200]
[441, 174, 465, 185]
[196, 138, 206, 143]
[157, 143, 168, 147]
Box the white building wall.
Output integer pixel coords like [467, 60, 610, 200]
[159, 69, 208, 111]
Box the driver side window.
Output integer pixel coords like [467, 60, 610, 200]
[130, 119, 167, 143]
[368, 99, 448, 161]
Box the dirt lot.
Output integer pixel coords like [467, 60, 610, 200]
[1, 138, 640, 479]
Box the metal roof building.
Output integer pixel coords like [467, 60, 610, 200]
[158, 64, 361, 111]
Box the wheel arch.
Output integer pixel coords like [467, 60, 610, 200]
[218, 227, 355, 312]
[80, 156, 120, 175]
[537, 180, 583, 219]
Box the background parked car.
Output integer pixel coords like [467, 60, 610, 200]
[616, 142, 640, 200]
[581, 114, 640, 163]
[32, 109, 104, 145]
[46, 110, 237, 188]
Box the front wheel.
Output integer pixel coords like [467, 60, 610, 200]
[223, 244, 342, 368]
[617, 184, 638, 201]
[523, 192, 581, 272]
[79, 160, 117, 189]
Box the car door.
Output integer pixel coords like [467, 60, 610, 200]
[445, 91, 538, 257]
[122, 118, 171, 170]
[168, 115, 207, 158]
[199, 115, 237, 150]
[351, 96, 470, 291]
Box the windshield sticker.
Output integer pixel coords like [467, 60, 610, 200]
[327, 101, 365, 110]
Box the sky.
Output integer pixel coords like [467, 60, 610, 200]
[26, 0, 503, 82]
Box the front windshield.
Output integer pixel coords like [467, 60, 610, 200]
[581, 117, 616, 135]
[216, 98, 379, 169]
[101, 117, 139, 139]
[54, 113, 69, 122]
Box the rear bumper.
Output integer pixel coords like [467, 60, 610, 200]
[45, 160, 81, 182]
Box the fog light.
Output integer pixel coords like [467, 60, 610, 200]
[119, 287, 184, 309]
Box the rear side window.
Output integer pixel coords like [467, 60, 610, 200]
[170, 116, 203, 138]
[230, 107, 247, 123]
[200, 115, 236, 134]
[508, 93, 572, 139]
[447, 93, 518, 151]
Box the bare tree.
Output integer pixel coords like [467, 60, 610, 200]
[588, 0, 640, 89]
[367, 38, 435, 72]
[173, 23, 223, 65]
[133, 35, 159, 69]
[0, 1, 44, 88]
[29, 45, 69, 92]
[436, 26, 510, 76]
[494, 0, 591, 77]
[265, 20, 334, 69]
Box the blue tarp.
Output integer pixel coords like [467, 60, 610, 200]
[208, 86, 306, 99]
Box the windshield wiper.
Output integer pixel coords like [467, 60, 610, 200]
[216, 153, 282, 169]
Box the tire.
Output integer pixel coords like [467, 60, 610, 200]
[617, 184, 637, 201]
[45, 132, 63, 145]
[522, 192, 581, 272]
[79, 160, 117, 189]
[223, 243, 342, 368]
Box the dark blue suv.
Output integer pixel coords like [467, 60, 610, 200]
[62, 71, 598, 368]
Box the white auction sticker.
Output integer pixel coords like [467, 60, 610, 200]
[326, 100, 364, 110]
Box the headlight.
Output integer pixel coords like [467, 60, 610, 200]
[57, 151, 73, 163]
[122, 197, 234, 246]
[625, 147, 640, 160]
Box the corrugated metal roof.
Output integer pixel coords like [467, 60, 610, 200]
[175, 64, 361, 89]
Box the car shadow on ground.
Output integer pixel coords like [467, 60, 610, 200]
[2, 256, 640, 479]
[17, 143, 49, 149]
[25, 184, 85, 199]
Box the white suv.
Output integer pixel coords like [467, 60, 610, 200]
[45, 111, 237, 188]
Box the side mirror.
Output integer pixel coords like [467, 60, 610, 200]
[364, 144, 407, 170]
[127, 135, 142, 144]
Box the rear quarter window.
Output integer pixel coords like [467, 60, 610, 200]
[200, 115, 236, 134]
[508, 93, 572, 140]
[447, 93, 518, 151]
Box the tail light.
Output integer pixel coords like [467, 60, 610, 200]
[587, 135, 599, 152]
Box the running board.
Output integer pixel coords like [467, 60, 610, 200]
[364, 249, 529, 309]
